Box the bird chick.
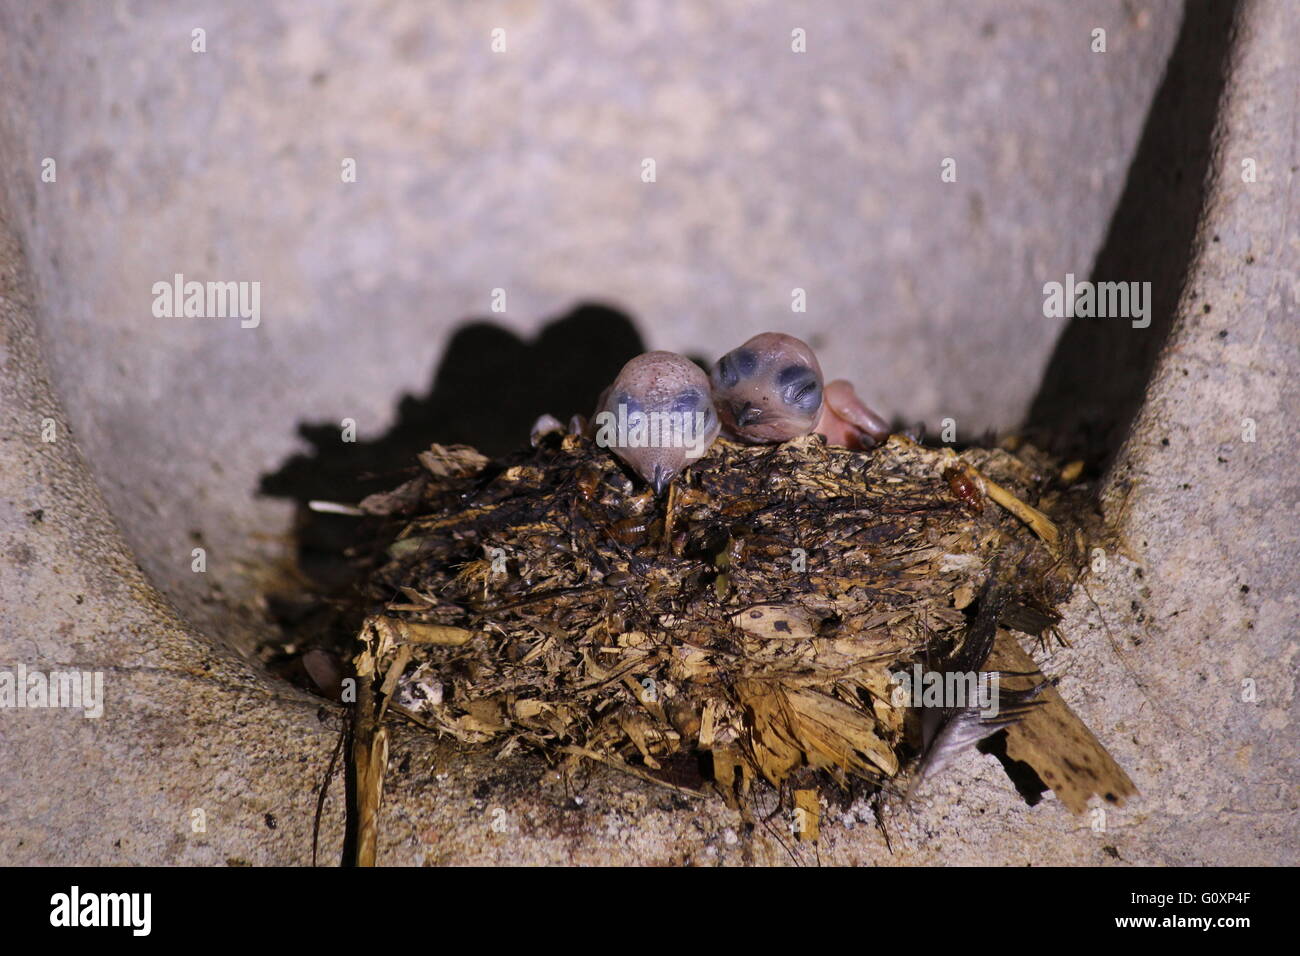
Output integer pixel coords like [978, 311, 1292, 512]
[592, 351, 719, 494]
[710, 332, 892, 448]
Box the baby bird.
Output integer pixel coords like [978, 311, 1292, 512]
[709, 332, 891, 449]
[591, 351, 720, 494]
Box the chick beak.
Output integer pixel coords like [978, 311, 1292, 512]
[736, 402, 762, 427]
[651, 463, 672, 496]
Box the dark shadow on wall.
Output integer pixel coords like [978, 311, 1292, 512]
[256, 302, 645, 634]
[1024, 0, 1239, 468]
[262, 302, 645, 504]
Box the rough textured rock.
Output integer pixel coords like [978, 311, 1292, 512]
[0, 0, 1294, 865]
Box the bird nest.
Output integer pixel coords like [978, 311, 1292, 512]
[346, 431, 1135, 838]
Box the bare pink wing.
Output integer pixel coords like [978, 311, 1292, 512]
[817, 380, 891, 449]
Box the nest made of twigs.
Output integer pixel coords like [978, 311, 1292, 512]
[348, 430, 1112, 814]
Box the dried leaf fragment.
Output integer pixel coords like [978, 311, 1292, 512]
[986, 633, 1137, 813]
[794, 789, 821, 843]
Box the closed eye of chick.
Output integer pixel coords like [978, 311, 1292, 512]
[710, 332, 891, 449]
[591, 351, 720, 494]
